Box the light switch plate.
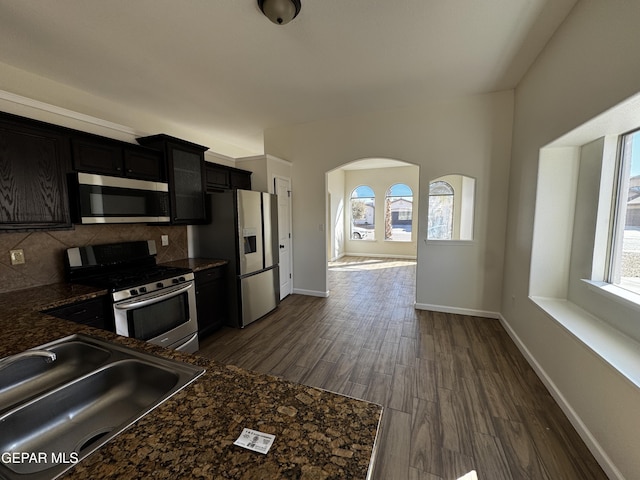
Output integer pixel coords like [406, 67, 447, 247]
[10, 249, 25, 265]
[161, 235, 169, 246]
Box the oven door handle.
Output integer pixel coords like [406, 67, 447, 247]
[114, 282, 193, 310]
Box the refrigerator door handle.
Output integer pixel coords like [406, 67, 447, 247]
[262, 192, 279, 269]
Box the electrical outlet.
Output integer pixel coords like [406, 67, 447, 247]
[10, 249, 25, 265]
[161, 235, 169, 246]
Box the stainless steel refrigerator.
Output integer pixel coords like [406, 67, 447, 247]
[192, 189, 280, 328]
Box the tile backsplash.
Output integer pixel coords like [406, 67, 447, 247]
[0, 224, 188, 294]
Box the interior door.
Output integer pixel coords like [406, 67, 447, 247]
[274, 176, 292, 299]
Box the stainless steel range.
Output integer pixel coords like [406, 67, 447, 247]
[65, 240, 199, 353]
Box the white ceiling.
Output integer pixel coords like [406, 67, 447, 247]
[0, 0, 575, 158]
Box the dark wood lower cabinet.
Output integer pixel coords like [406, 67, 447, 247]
[44, 296, 114, 331]
[195, 266, 227, 339]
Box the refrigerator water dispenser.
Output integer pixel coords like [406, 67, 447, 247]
[243, 228, 258, 254]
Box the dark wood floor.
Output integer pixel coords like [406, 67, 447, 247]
[199, 257, 608, 480]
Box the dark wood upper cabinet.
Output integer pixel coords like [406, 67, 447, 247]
[0, 115, 71, 230]
[205, 163, 252, 191]
[205, 164, 229, 189]
[229, 169, 252, 190]
[71, 137, 122, 175]
[72, 136, 164, 181]
[136, 134, 208, 224]
[123, 147, 165, 180]
[0, 109, 254, 231]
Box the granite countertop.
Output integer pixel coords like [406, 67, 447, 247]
[160, 257, 228, 273]
[0, 259, 383, 479]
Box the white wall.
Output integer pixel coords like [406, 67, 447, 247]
[327, 169, 346, 261]
[265, 91, 513, 312]
[236, 154, 293, 193]
[502, 2, 640, 478]
[0, 62, 250, 159]
[0, 70, 236, 167]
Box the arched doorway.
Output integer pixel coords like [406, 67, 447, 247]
[326, 157, 419, 293]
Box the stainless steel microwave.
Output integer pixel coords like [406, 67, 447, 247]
[70, 172, 170, 224]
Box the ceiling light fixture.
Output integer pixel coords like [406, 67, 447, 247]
[257, 0, 301, 25]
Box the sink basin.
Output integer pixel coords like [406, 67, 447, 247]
[0, 341, 111, 414]
[0, 360, 179, 475]
[0, 334, 205, 480]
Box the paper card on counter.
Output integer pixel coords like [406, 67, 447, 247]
[234, 428, 275, 454]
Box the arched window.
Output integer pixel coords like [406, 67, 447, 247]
[350, 185, 375, 240]
[385, 183, 413, 241]
[428, 181, 454, 239]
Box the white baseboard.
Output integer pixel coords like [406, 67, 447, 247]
[498, 314, 624, 480]
[292, 288, 329, 298]
[414, 302, 500, 319]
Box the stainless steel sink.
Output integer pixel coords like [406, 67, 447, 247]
[0, 334, 205, 480]
[0, 340, 112, 414]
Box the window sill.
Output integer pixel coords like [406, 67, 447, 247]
[582, 279, 640, 312]
[530, 296, 640, 389]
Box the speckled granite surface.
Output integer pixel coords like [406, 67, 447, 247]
[0, 264, 382, 479]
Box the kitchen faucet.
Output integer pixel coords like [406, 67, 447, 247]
[0, 349, 57, 371]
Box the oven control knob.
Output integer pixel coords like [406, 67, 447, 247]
[139, 287, 147, 293]
[172, 278, 179, 284]
[156, 282, 164, 288]
[179, 276, 186, 282]
[130, 289, 138, 295]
